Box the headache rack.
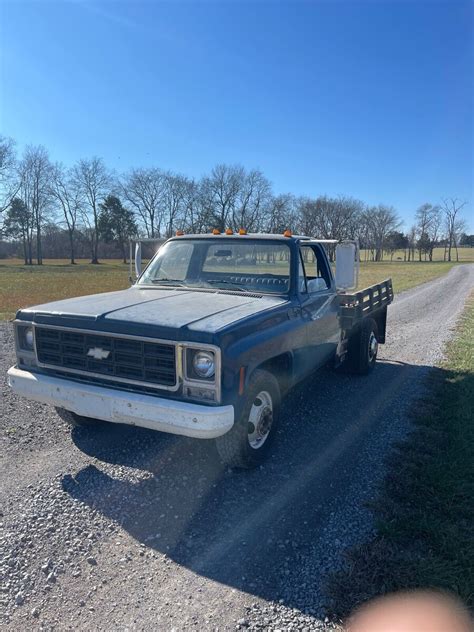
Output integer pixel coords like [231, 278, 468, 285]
[338, 278, 393, 338]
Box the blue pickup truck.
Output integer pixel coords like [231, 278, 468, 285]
[8, 232, 393, 468]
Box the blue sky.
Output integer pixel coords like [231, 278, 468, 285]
[1, 0, 472, 229]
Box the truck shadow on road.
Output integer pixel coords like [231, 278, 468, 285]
[61, 359, 437, 614]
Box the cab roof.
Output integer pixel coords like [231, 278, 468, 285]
[168, 232, 310, 241]
[168, 233, 338, 244]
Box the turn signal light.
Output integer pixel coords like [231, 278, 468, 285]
[212, 228, 221, 235]
[238, 228, 247, 235]
[225, 228, 233, 235]
[283, 229, 292, 237]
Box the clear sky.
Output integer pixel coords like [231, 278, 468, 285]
[1, 0, 473, 229]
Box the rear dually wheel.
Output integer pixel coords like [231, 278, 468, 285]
[346, 317, 379, 375]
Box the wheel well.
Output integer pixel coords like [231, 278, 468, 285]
[372, 307, 387, 343]
[256, 352, 293, 395]
[348, 311, 386, 344]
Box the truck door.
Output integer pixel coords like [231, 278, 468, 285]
[298, 244, 340, 372]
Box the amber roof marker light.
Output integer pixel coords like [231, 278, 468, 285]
[175, 230, 184, 236]
[283, 229, 293, 237]
[212, 228, 221, 235]
[238, 228, 247, 235]
[225, 228, 233, 235]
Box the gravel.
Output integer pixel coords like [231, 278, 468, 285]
[0, 264, 472, 630]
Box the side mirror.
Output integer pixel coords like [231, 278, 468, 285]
[135, 242, 142, 278]
[129, 238, 165, 284]
[335, 241, 359, 291]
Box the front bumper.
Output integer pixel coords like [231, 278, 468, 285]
[7, 366, 234, 439]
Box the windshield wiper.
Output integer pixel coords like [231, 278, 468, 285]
[206, 279, 246, 292]
[151, 278, 186, 286]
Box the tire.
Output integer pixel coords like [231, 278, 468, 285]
[215, 369, 281, 469]
[55, 407, 103, 428]
[346, 318, 379, 375]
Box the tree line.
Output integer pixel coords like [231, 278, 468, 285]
[0, 136, 470, 265]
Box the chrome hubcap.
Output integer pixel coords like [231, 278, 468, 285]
[368, 332, 378, 363]
[248, 390, 273, 450]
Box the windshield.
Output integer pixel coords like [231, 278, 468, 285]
[139, 239, 291, 294]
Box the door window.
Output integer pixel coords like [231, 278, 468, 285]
[299, 245, 331, 293]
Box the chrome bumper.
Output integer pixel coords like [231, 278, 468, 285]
[7, 366, 234, 439]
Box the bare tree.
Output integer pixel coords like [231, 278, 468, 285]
[296, 195, 364, 260]
[0, 135, 19, 217]
[295, 197, 318, 236]
[407, 225, 417, 262]
[415, 203, 442, 261]
[161, 172, 190, 237]
[182, 178, 207, 233]
[121, 168, 165, 237]
[415, 203, 431, 261]
[441, 198, 467, 262]
[314, 196, 362, 240]
[427, 206, 443, 261]
[232, 169, 272, 231]
[363, 205, 401, 261]
[72, 157, 111, 263]
[265, 193, 297, 233]
[7, 132, 455, 270]
[201, 164, 243, 231]
[50, 164, 80, 263]
[18, 146, 53, 264]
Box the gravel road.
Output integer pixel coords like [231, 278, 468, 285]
[1, 264, 473, 631]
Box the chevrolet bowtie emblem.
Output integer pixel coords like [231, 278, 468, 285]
[87, 347, 110, 360]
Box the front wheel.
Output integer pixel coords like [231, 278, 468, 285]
[346, 318, 379, 375]
[215, 369, 280, 469]
[55, 407, 103, 428]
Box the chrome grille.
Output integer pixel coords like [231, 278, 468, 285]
[35, 327, 176, 388]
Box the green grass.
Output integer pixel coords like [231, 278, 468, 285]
[360, 246, 474, 263]
[357, 261, 458, 293]
[0, 256, 470, 320]
[0, 259, 130, 320]
[327, 297, 474, 617]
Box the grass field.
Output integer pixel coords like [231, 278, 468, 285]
[327, 296, 474, 616]
[357, 261, 459, 293]
[0, 260, 130, 320]
[360, 246, 474, 263]
[0, 255, 471, 320]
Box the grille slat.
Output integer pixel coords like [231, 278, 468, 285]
[35, 328, 176, 388]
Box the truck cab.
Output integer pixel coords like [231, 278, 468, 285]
[8, 232, 393, 468]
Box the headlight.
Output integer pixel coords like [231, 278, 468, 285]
[25, 327, 34, 349]
[18, 325, 34, 350]
[192, 351, 215, 379]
